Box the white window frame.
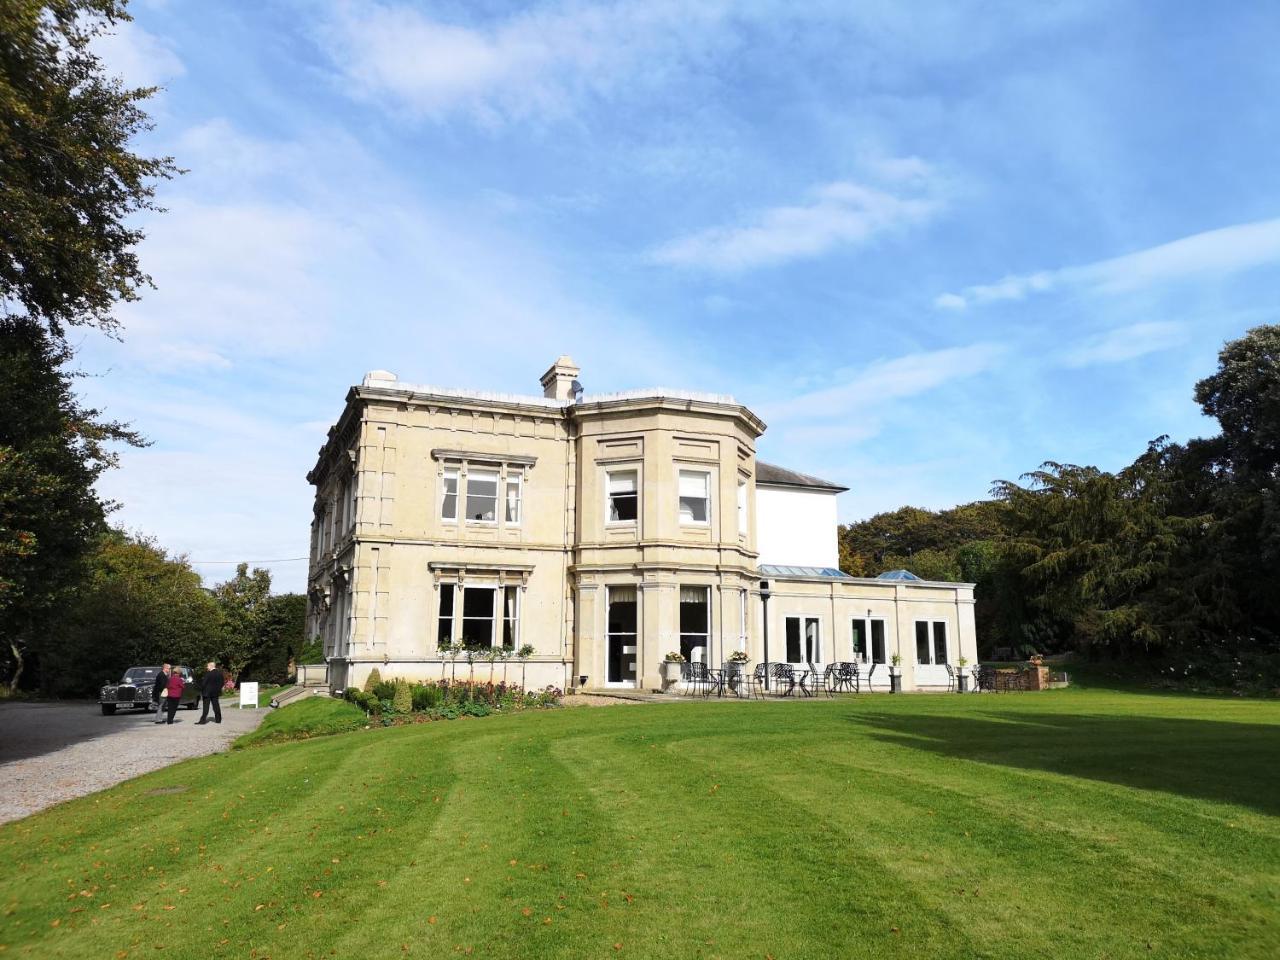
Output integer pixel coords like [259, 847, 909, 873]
[460, 585, 498, 647]
[679, 585, 711, 664]
[504, 474, 523, 525]
[437, 583, 456, 649]
[440, 468, 459, 523]
[915, 620, 949, 665]
[606, 468, 639, 525]
[851, 617, 888, 665]
[605, 585, 639, 687]
[678, 469, 711, 526]
[738, 588, 748, 652]
[785, 616, 822, 665]
[737, 479, 748, 536]
[501, 585, 520, 650]
[464, 469, 499, 525]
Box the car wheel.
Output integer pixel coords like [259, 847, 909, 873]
[101, 703, 116, 715]
[186, 701, 198, 710]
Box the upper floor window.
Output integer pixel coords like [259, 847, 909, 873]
[737, 479, 748, 535]
[607, 470, 638, 523]
[466, 470, 498, 523]
[505, 475, 522, 524]
[441, 469, 459, 521]
[678, 470, 710, 525]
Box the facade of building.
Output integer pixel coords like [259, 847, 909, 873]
[306, 358, 977, 693]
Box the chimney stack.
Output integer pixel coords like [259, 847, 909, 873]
[540, 355, 581, 401]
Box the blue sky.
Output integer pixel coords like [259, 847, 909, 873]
[79, 0, 1280, 592]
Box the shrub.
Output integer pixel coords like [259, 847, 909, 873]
[363, 668, 382, 694]
[372, 680, 396, 700]
[412, 683, 442, 711]
[392, 680, 412, 713]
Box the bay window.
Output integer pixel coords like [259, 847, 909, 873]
[441, 469, 459, 521]
[465, 470, 498, 523]
[679, 586, 710, 663]
[607, 470, 638, 523]
[678, 470, 710, 524]
[504, 475, 522, 524]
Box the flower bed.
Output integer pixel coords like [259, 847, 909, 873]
[343, 679, 562, 725]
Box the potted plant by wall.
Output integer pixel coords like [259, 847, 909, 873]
[661, 652, 686, 690]
[889, 653, 903, 694]
[956, 655, 970, 693]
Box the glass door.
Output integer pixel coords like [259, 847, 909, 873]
[606, 586, 638, 685]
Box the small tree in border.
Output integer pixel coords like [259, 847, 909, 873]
[464, 644, 479, 684]
[485, 645, 502, 684]
[437, 642, 451, 681]
[516, 643, 535, 693]
[448, 643, 462, 683]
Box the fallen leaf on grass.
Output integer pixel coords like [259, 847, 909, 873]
[427, 916, 437, 925]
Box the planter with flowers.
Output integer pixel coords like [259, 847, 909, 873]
[889, 653, 903, 694]
[726, 650, 751, 691]
[956, 655, 970, 693]
[661, 652, 685, 690]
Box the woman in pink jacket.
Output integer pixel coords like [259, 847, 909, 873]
[164, 669, 185, 724]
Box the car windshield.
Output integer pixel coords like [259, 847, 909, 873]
[123, 667, 159, 683]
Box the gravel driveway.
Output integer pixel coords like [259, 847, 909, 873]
[0, 700, 267, 824]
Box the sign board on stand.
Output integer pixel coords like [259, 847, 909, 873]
[239, 681, 259, 709]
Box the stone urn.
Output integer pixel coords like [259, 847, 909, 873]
[660, 661, 684, 691]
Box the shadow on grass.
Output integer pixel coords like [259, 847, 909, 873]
[853, 710, 1280, 816]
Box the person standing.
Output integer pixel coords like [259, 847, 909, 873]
[197, 662, 224, 725]
[164, 668, 185, 724]
[152, 664, 171, 724]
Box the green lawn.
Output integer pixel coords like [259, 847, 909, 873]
[2, 690, 1277, 959]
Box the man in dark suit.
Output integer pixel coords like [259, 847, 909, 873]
[152, 664, 171, 724]
[197, 661, 224, 724]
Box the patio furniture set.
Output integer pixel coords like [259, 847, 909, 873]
[679, 661, 990, 698]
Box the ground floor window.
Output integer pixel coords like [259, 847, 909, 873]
[785, 616, 821, 665]
[851, 618, 887, 664]
[607, 586, 638, 684]
[679, 586, 710, 663]
[915, 620, 949, 664]
[438, 584, 455, 647]
[436, 584, 523, 649]
[501, 586, 519, 649]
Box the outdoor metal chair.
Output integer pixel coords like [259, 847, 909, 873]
[864, 663, 880, 690]
[683, 661, 712, 697]
[740, 663, 766, 699]
[835, 661, 861, 693]
[769, 663, 796, 697]
[944, 663, 956, 693]
[816, 663, 838, 698]
[973, 665, 995, 692]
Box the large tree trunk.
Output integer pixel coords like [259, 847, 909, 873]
[8, 640, 25, 693]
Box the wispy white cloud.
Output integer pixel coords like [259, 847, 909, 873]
[936, 217, 1280, 309]
[767, 343, 1007, 423]
[1060, 321, 1189, 368]
[316, 0, 730, 123]
[93, 17, 185, 87]
[650, 171, 946, 272]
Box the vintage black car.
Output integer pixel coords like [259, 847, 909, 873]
[99, 665, 199, 715]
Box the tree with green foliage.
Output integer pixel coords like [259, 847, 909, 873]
[363, 668, 382, 695]
[1, 0, 177, 340]
[40, 530, 222, 695]
[0, 320, 143, 691]
[211, 563, 272, 682]
[1, 0, 175, 690]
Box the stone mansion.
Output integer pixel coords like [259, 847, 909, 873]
[306, 357, 977, 693]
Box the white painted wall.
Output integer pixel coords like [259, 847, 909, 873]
[755, 485, 840, 568]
